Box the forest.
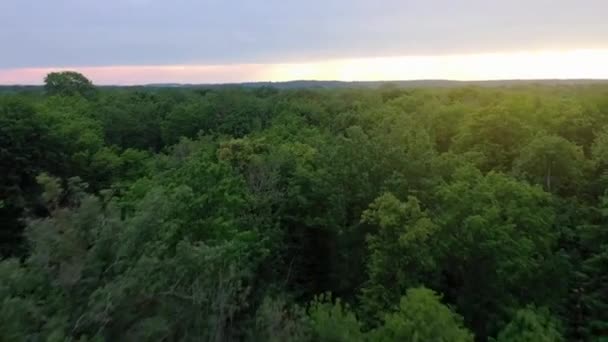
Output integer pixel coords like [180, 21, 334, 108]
[1, 71, 607, 341]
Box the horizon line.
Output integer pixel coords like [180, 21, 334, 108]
[2, 49, 608, 85]
[3, 78, 608, 88]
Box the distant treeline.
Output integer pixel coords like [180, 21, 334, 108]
[3, 78, 608, 92]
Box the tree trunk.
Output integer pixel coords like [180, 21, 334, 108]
[546, 160, 552, 192]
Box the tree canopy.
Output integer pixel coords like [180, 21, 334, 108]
[1, 74, 607, 341]
[44, 71, 97, 98]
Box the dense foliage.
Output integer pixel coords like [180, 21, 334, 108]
[1, 73, 607, 341]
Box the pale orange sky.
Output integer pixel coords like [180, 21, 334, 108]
[2, 49, 608, 85]
[3, 0, 607, 84]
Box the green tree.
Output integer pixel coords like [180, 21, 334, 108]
[161, 99, 214, 145]
[0, 98, 40, 255]
[494, 307, 564, 342]
[514, 134, 585, 193]
[453, 103, 532, 171]
[0, 97, 66, 256]
[572, 194, 608, 340]
[252, 297, 309, 342]
[360, 194, 440, 321]
[93, 91, 168, 150]
[0, 158, 266, 340]
[591, 128, 608, 191]
[436, 167, 560, 338]
[38, 95, 108, 187]
[44, 71, 96, 98]
[592, 128, 608, 167]
[371, 287, 473, 342]
[307, 295, 364, 342]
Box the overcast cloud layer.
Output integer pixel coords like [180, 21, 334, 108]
[1, 0, 607, 69]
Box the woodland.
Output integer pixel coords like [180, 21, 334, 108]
[1, 71, 607, 341]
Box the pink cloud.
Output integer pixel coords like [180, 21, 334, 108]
[3, 49, 608, 85]
[0, 64, 273, 85]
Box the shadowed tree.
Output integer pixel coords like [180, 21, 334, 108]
[44, 71, 96, 98]
[494, 307, 564, 342]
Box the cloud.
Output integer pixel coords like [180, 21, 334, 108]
[3, 49, 608, 84]
[1, 0, 607, 69]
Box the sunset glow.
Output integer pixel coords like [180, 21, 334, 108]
[2, 49, 608, 85]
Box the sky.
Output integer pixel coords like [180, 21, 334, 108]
[1, 0, 607, 84]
